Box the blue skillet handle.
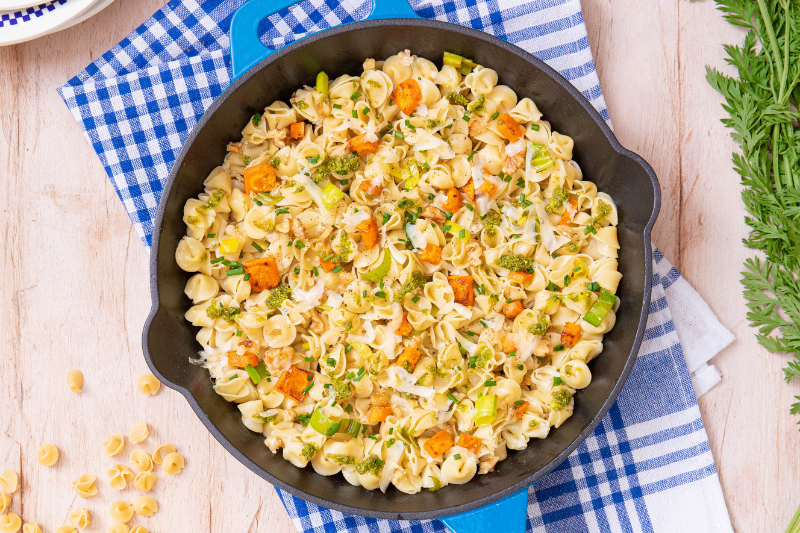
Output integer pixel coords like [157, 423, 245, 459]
[230, 0, 420, 80]
[440, 488, 528, 533]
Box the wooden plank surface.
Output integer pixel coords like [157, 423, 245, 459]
[0, 0, 796, 532]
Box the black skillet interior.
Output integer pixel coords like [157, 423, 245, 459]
[144, 19, 659, 520]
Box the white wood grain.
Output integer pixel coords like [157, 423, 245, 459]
[0, 1, 797, 532]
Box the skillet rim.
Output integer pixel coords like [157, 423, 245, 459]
[143, 16, 660, 520]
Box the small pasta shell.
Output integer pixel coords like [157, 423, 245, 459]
[0, 491, 11, 513]
[106, 465, 134, 491]
[128, 422, 149, 444]
[0, 513, 21, 533]
[133, 470, 157, 492]
[66, 370, 83, 393]
[129, 527, 148, 533]
[36, 443, 59, 466]
[136, 373, 161, 396]
[161, 452, 185, 475]
[133, 495, 158, 517]
[109, 501, 134, 523]
[22, 523, 42, 533]
[0, 470, 18, 494]
[129, 450, 153, 472]
[107, 524, 129, 533]
[70, 474, 97, 498]
[54, 526, 76, 533]
[102, 434, 125, 457]
[68, 508, 90, 529]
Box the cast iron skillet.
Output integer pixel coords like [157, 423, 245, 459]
[142, 0, 660, 521]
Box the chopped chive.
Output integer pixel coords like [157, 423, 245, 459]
[211, 256, 225, 264]
[332, 266, 343, 273]
[295, 241, 305, 249]
[303, 356, 314, 362]
[554, 344, 566, 351]
[447, 392, 457, 403]
[287, 240, 294, 247]
[352, 109, 359, 118]
[484, 379, 497, 387]
[467, 151, 477, 162]
[350, 91, 361, 100]
[564, 275, 571, 286]
[423, 162, 430, 169]
[531, 124, 540, 131]
[588, 281, 601, 292]
[302, 382, 313, 394]
[394, 131, 404, 140]
[226, 268, 245, 276]
[514, 400, 525, 405]
[307, 373, 313, 381]
[236, 329, 243, 336]
[363, 107, 370, 115]
[346, 372, 355, 379]
[509, 351, 517, 358]
[323, 253, 335, 262]
[252, 197, 263, 206]
[375, 291, 386, 299]
[244, 273, 251, 281]
[458, 229, 466, 238]
[252, 241, 264, 252]
[326, 357, 336, 366]
[517, 178, 525, 187]
[462, 114, 470, 122]
[340, 179, 348, 185]
[454, 454, 461, 460]
[412, 295, 420, 303]
[491, 111, 499, 120]
[382, 213, 391, 225]
[333, 104, 342, 109]
[389, 98, 394, 106]
[345, 404, 354, 413]
[206, 233, 216, 238]
[294, 267, 301, 274]
[389, 428, 394, 434]
[345, 344, 353, 354]
[275, 208, 289, 215]
[312, 266, 319, 276]
[466, 204, 474, 211]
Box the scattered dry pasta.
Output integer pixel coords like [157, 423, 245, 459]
[129, 527, 147, 533]
[68, 508, 90, 529]
[136, 373, 161, 396]
[133, 471, 156, 492]
[175, 50, 621, 494]
[128, 422, 149, 444]
[66, 370, 83, 393]
[0, 513, 21, 533]
[109, 501, 134, 523]
[107, 524, 129, 533]
[0, 471, 17, 494]
[54, 526, 76, 533]
[161, 452, 185, 475]
[36, 443, 59, 466]
[22, 523, 41, 533]
[151, 444, 175, 465]
[107, 465, 134, 490]
[0, 492, 10, 513]
[133, 495, 158, 517]
[70, 474, 98, 498]
[102, 434, 125, 456]
[129, 450, 153, 472]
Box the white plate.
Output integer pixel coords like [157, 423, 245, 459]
[0, 1, 46, 10]
[56, 0, 114, 32]
[0, 0, 98, 46]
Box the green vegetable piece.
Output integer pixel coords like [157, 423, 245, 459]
[550, 388, 572, 411]
[309, 407, 341, 437]
[582, 289, 617, 327]
[301, 442, 319, 460]
[494, 254, 534, 272]
[321, 183, 345, 210]
[266, 284, 292, 309]
[361, 249, 392, 283]
[206, 300, 241, 323]
[528, 311, 550, 336]
[394, 271, 426, 302]
[316, 71, 329, 98]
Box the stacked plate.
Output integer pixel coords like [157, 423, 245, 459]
[0, 0, 115, 46]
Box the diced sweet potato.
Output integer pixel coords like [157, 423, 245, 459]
[457, 434, 482, 453]
[496, 113, 525, 142]
[420, 242, 442, 265]
[508, 271, 534, 284]
[502, 301, 524, 319]
[396, 346, 422, 372]
[393, 79, 423, 115]
[319, 249, 339, 273]
[461, 179, 475, 201]
[227, 350, 259, 369]
[559, 198, 579, 225]
[368, 405, 392, 424]
[244, 256, 281, 292]
[560, 322, 582, 347]
[244, 162, 278, 194]
[274, 365, 313, 402]
[289, 122, 305, 139]
[448, 275, 474, 306]
[515, 401, 529, 419]
[396, 312, 413, 337]
[477, 179, 498, 198]
[442, 187, 462, 214]
[358, 180, 382, 196]
[349, 133, 380, 156]
[424, 430, 454, 458]
[501, 334, 516, 354]
[358, 217, 380, 249]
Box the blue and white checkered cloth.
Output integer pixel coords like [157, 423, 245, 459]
[58, 1, 735, 531]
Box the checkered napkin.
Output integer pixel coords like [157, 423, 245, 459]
[58, 0, 735, 531]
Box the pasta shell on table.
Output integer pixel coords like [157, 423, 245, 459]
[133, 470, 157, 492]
[136, 373, 161, 396]
[70, 474, 97, 498]
[68, 508, 90, 529]
[22, 523, 42, 533]
[54, 526, 76, 533]
[133, 495, 158, 517]
[129, 527, 148, 533]
[0, 471, 17, 494]
[109, 501, 134, 523]
[36, 443, 59, 466]
[66, 370, 83, 393]
[161, 452, 185, 475]
[151, 443, 175, 464]
[107, 524, 129, 533]
[128, 422, 149, 444]
[0, 513, 21, 533]
[0, 492, 11, 513]
[106, 465, 134, 490]
[129, 450, 153, 472]
[102, 434, 125, 456]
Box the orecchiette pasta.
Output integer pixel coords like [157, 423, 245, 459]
[66, 370, 83, 393]
[102, 434, 125, 456]
[106, 465, 134, 490]
[36, 443, 59, 466]
[67, 508, 90, 530]
[128, 421, 149, 444]
[109, 501, 134, 523]
[175, 50, 621, 494]
[70, 474, 97, 498]
[0, 514, 21, 533]
[133, 495, 158, 517]
[136, 373, 161, 396]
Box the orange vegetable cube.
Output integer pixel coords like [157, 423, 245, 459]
[289, 122, 305, 139]
[508, 271, 534, 284]
[244, 162, 278, 194]
[227, 351, 259, 369]
[244, 256, 281, 292]
[358, 180, 382, 196]
[496, 113, 525, 142]
[457, 434, 482, 453]
[349, 133, 380, 156]
[477, 179, 498, 197]
[515, 401, 529, 419]
[448, 275, 474, 306]
[420, 242, 442, 265]
[501, 334, 516, 354]
[442, 187, 462, 214]
[396, 346, 422, 372]
[560, 322, 582, 347]
[368, 405, 392, 424]
[274, 365, 313, 402]
[461, 179, 475, 201]
[502, 301, 524, 319]
[424, 430, 454, 458]
[559, 198, 579, 225]
[393, 79, 423, 115]
[358, 216, 380, 249]
[396, 312, 413, 337]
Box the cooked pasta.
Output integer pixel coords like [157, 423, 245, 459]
[102, 434, 125, 456]
[136, 373, 161, 396]
[0, 471, 17, 494]
[175, 50, 622, 494]
[109, 501, 134, 523]
[70, 474, 97, 498]
[133, 496, 158, 517]
[66, 370, 83, 393]
[36, 443, 59, 466]
[133, 470, 157, 492]
[128, 422, 149, 444]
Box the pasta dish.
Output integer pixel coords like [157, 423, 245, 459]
[175, 50, 621, 493]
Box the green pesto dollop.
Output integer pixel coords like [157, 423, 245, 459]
[494, 254, 534, 272]
[467, 93, 485, 113]
[472, 343, 494, 369]
[589, 199, 612, 226]
[567, 290, 593, 303]
[546, 294, 565, 306]
[206, 301, 241, 323]
[394, 271, 426, 302]
[295, 100, 309, 110]
[367, 79, 383, 90]
[428, 365, 447, 378]
[425, 119, 442, 129]
[550, 388, 572, 411]
[269, 156, 281, 168]
[332, 230, 354, 264]
[528, 419, 540, 428]
[527, 311, 550, 336]
[253, 413, 277, 424]
[326, 453, 356, 466]
[544, 187, 569, 214]
[301, 442, 319, 460]
[355, 454, 384, 476]
[416, 373, 433, 387]
[313, 153, 361, 183]
[446, 92, 470, 106]
[242, 155, 252, 166]
[186, 215, 201, 225]
[481, 209, 502, 237]
[329, 377, 353, 400]
[267, 284, 293, 309]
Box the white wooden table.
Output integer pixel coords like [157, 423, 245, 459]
[0, 1, 797, 531]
